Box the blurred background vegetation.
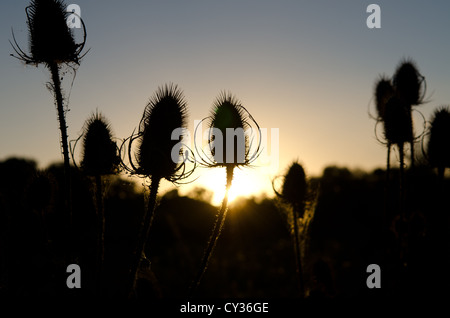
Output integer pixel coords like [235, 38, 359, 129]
[1, 156, 449, 299]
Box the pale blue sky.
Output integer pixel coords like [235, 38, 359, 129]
[1, 1, 450, 202]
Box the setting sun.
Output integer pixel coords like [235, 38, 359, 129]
[196, 167, 274, 206]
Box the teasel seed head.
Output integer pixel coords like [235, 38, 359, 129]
[281, 162, 307, 211]
[10, 0, 87, 66]
[81, 112, 120, 176]
[383, 96, 413, 146]
[427, 107, 450, 169]
[374, 76, 394, 121]
[196, 91, 260, 168]
[393, 59, 424, 106]
[132, 83, 189, 181]
[210, 92, 248, 167]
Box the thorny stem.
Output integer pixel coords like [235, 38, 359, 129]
[48, 61, 73, 257]
[398, 142, 408, 265]
[399, 142, 405, 221]
[128, 175, 161, 298]
[292, 204, 305, 298]
[384, 143, 391, 227]
[409, 109, 415, 169]
[189, 165, 234, 297]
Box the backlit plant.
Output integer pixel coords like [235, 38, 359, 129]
[122, 83, 193, 297]
[189, 92, 261, 296]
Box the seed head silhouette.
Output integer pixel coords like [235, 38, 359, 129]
[393, 59, 424, 106]
[81, 112, 119, 176]
[210, 93, 248, 165]
[128, 83, 189, 182]
[383, 96, 413, 146]
[196, 91, 260, 169]
[190, 91, 260, 297]
[126, 83, 192, 298]
[273, 161, 317, 298]
[281, 162, 307, 214]
[10, 0, 89, 232]
[10, 0, 87, 66]
[374, 76, 394, 121]
[427, 107, 450, 171]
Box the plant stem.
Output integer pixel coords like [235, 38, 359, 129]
[409, 109, 415, 169]
[384, 143, 391, 227]
[292, 204, 305, 297]
[128, 175, 161, 298]
[48, 61, 73, 257]
[399, 142, 405, 221]
[398, 142, 408, 265]
[189, 165, 234, 297]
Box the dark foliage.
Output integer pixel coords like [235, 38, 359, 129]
[1, 157, 448, 299]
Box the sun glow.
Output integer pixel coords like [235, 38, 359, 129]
[197, 167, 274, 206]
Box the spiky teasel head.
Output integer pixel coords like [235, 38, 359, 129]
[374, 76, 394, 121]
[10, 0, 87, 66]
[393, 59, 425, 106]
[383, 96, 413, 146]
[427, 107, 450, 169]
[80, 111, 120, 176]
[197, 92, 260, 168]
[275, 162, 308, 213]
[127, 83, 191, 182]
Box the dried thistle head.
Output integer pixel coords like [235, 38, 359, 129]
[10, 0, 87, 66]
[383, 96, 413, 146]
[393, 59, 425, 106]
[129, 83, 189, 181]
[81, 112, 119, 176]
[427, 107, 450, 169]
[374, 76, 394, 120]
[197, 92, 260, 168]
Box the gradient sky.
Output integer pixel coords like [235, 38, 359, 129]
[2, 1, 450, 204]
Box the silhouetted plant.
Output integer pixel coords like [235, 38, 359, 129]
[10, 0, 88, 229]
[373, 60, 426, 173]
[372, 60, 427, 229]
[122, 83, 192, 297]
[426, 107, 450, 185]
[273, 161, 318, 297]
[392, 59, 426, 167]
[72, 111, 120, 291]
[371, 60, 427, 268]
[189, 92, 261, 296]
[374, 76, 395, 177]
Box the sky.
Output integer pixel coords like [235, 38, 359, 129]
[1, 0, 450, 204]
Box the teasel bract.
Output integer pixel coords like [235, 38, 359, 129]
[123, 83, 192, 297]
[10, 0, 88, 229]
[426, 107, 450, 184]
[75, 111, 119, 291]
[189, 92, 261, 296]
